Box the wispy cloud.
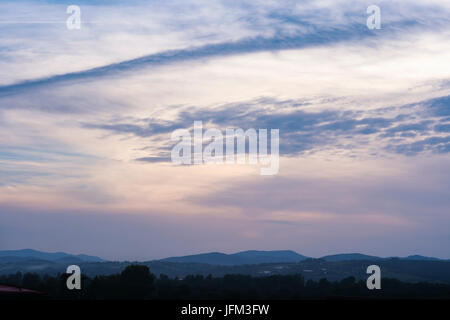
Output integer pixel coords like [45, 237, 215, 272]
[1, 0, 450, 259]
[81, 95, 450, 160]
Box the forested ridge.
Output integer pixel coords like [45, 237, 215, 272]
[2, 265, 450, 300]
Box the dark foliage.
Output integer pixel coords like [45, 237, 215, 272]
[1, 265, 450, 300]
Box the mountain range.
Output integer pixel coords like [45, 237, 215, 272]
[160, 250, 309, 265]
[1, 249, 449, 284]
[0, 249, 445, 265]
[160, 251, 446, 265]
[0, 249, 105, 263]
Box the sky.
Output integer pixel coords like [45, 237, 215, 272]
[0, 0, 449, 261]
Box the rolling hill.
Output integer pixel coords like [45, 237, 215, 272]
[0, 249, 105, 263]
[160, 250, 309, 265]
[1, 249, 449, 284]
[320, 253, 383, 262]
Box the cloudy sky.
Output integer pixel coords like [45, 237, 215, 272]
[0, 0, 449, 260]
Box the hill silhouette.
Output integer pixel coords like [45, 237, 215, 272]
[160, 250, 309, 265]
[0, 249, 105, 263]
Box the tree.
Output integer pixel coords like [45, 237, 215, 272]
[119, 265, 156, 299]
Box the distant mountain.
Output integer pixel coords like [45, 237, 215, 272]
[160, 250, 309, 265]
[233, 250, 309, 263]
[0, 249, 105, 263]
[403, 255, 441, 261]
[1, 249, 449, 284]
[321, 253, 383, 262]
[0, 249, 446, 268]
[320, 253, 445, 262]
[2, 257, 450, 285]
[160, 251, 448, 265]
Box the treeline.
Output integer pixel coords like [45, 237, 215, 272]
[1, 265, 450, 300]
